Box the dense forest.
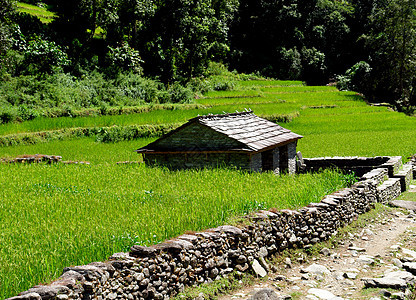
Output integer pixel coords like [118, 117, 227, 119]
[1, 0, 416, 113]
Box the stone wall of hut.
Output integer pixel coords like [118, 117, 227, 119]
[144, 141, 299, 173]
[143, 153, 253, 170]
[9, 162, 408, 300]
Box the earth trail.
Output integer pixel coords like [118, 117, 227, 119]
[219, 188, 416, 300]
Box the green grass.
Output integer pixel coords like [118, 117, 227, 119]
[2, 77, 416, 298]
[0, 137, 152, 164]
[397, 181, 416, 201]
[0, 164, 346, 298]
[0, 103, 299, 135]
[237, 80, 304, 87]
[285, 109, 416, 159]
[16, 2, 56, 23]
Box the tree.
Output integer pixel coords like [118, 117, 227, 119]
[100, 0, 156, 46]
[362, 0, 416, 106]
[0, 0, 15, 53]
[141, 0, 239, 81]
[228, 0, 352, 82]
[20, 37, 71, 75]
[0, 0, 17, 77]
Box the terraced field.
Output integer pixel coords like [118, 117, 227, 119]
[1, 79, 415, 298]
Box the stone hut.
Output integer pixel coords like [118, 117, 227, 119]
[136, 111, 303, 173]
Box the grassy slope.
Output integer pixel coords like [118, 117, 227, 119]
[0, 165, 345, 297]
[15, 2, 56, 23]
[1, 79, 415, 297]
[1, 80, 414, 159]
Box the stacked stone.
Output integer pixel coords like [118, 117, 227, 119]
[1, 154, 63, 164]
[7, 168, 398, 300]
[377, 178, 402, 204]
[407, 154, 416, 177]
[302, 156, 402, 177]
[360, 168, 388, 184]
[392, 164, 414, 191]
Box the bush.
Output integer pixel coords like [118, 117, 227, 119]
[210, 76, 236, 91]
[0, 107, 18, 124]
[278, 47, 302, 80]
[165, 83, 193, 103]
[114, 73, 161, 104]
[17, 105, 38, 121]
[336, 61, 372, 94]
[105, 43, 143, 76]
[20, 36, 71, 75]
[0, 70, 200, 124]
[187, 77, 211, 94]
[301, 47, 327, 84]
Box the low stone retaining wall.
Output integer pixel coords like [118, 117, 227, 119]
[377, 178, 401, 204]
[405, 159, 416, 178]
[9, 163, 404, 300]
[360, 168, 388, 184]
[0, 154, 90, 165]
[392, 164, 413, 192]
[302, 156, 402, 177]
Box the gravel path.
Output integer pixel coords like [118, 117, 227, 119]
[219, 201, 416, 300]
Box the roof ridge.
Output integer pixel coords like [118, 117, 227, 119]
[196, 110, 253, 121]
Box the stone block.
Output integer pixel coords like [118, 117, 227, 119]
[377, 178, 401, 203]
[392, 164, 413, 192]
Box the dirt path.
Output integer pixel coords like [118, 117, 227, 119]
[219, 187, 416, 300]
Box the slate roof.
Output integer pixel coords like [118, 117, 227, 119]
[137, 111, 302, 153]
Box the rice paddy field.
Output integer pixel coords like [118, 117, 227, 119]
[15, 2, 56, 24]
[1, 79, 416, 298]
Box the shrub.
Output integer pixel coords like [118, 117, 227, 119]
[17, 105, 38, 121]
[278, 47, 302, 80]
[336, 61, 372, 94]
[106, 43, 143, 76]
[0, 107, 18, 124]
[210, 76, 236, 91]
[165, 83, 193, 104]
[20, 36, 71, 75]
[301, 47, 327, 84]
[114, 73, 161, 104]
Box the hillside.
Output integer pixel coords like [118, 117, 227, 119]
[1, 78, 416, 297]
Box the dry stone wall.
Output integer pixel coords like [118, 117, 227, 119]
[302, 156, 403, 177]
[392, 164, 413, 192]
[377, 178, 401, 204]
[8, 158, 409, 300]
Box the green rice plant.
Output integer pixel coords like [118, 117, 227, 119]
[237, 80, 305, 87]
[0, 103, 302, 136]
[0, 124, 177, 147]
[261, 85, 337, 93]
[0, 165, 347, 298]
[201, 90, 263, 99]
[16, 2, 56, 23]
[285, 109, 416, 159]
[0, 137, 152, 164]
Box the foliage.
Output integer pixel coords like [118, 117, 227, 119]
[336, 61, 372, 94]
[139, 0, 239, 81]
[20, 36, 71, 75]
[360, 0, 416, 107]
[105, 43, 143, 75]
[15, 2, 56, 24]
[0, 72, 195, 119]
[228, 0, 352, 83]
[278, 47, 302, 80]
[2, 0, 416, 110]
